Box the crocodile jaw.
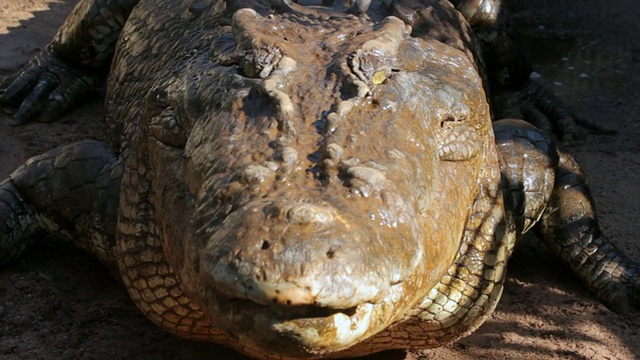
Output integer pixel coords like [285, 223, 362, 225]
[271, 303, 376, 351]
[201, 281, 410, 357]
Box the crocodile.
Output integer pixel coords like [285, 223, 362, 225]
[0, 0, 638, 358]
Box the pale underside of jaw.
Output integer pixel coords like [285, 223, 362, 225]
[271, 302, 376, 353]
[207, 280, 409, 357]
[265, 282, 408, 354]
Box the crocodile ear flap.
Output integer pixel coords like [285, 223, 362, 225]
[145, 87, 188, 148]
[149, 107, 188, 148]
[436, 114, 482, 161]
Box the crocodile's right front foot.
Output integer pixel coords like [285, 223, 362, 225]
[0, 46, 101, 125]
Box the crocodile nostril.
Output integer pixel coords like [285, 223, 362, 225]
[286, 203, 334, 225]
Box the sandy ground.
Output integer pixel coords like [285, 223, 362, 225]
[0, 0, 639, 359]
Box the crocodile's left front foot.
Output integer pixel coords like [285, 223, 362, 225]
[491, 80, 616, 141]
[491, 79, 579, 140]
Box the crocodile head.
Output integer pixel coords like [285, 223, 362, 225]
[136, 1, 498, 357]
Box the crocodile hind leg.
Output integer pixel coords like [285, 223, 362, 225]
[537, 147, 640, 313]
[0, 140, 122, 269]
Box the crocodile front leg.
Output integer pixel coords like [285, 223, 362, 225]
[449, 0, 593, 139]
[494, 119, 639, 313]
[0, 180, 40, 265]
[0, 140, 122, 270]
[0, 0, 140, 124]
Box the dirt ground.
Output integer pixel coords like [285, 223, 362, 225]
[1, 0, 639, 359]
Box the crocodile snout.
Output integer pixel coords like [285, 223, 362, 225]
[200, 199, 398, 309]
[195, 196, 425, 355]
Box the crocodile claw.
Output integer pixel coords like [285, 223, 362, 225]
[0, 45, 101, 125]
[491, 80, 615, 141]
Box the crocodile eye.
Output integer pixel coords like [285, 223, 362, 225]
[149, 107, 187, 148]
[436, 114, 481, 161]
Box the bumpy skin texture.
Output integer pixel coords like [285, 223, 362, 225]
[0, 0, 639, 359]
[0, 0, 139, 124]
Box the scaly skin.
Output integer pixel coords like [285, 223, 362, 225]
[0, 0, 638, 359]
[0, 0, 139, 124]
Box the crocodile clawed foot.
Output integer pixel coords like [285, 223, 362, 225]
[573, 116, 618, 136]
[0, 45, 101, 125]
[491, 80, 616, 142]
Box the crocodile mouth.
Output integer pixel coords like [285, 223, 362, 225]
[207, 292, 383, 356]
